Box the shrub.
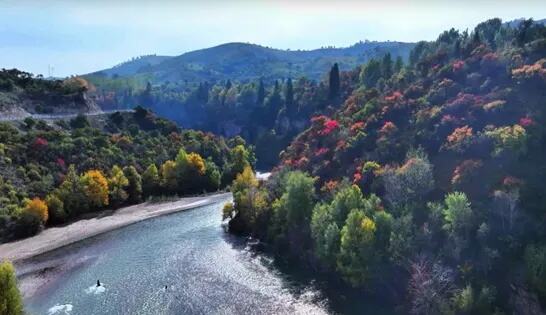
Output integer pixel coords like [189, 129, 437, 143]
[0, 261, 24, 315]
[23, 197, 48, 224]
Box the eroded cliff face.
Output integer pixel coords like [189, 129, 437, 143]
[0, 88, 101, 121]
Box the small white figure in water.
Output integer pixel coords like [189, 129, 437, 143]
[85, 280, 106, 295]
[47, 303, 73, 315]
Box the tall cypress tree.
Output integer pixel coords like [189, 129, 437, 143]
[381, 53, 393, 79]
[394, 56, 404, 73]
[329, 63, 340, 99]
[285, 78, 295, 117]
[256, 79, 265, 106]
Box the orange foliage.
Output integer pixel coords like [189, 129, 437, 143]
[24, 197, 49, 223]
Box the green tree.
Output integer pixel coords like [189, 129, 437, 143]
[0, 261, 23, 315]
[381, 53, 393, 78]
[329, 185, 367, 226]
[142, 164, 160, 197]
[256, 79, 265, 106]
[337, 209, 376, 287]
[56, 165, 87, 217]
[329, 63, 340, 99]
[443, 192, 474, 259]
[273, 171, 316, 232]
[524, 244, 546, 298]
[160, 160, 178, 193]
[123, 166, 142, 203]
[394, 56, 404, 73]
[227, 166, 268, 234]
[284, 78, 296, 117]
[46, 194, 66, 224]
[109, 165, 129, 207]
[311, 203, 340, 267]
[360, 59, 382, 88]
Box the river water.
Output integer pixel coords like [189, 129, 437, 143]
[19, 196, 392, 315]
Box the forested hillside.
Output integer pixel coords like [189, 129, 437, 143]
[0, 74, 253, 242]
[224, 18, 546, 314]
[87, 41, 414, 83]
[83, 42, 413, 169]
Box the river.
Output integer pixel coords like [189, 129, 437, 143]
[17, 195, 393, 315]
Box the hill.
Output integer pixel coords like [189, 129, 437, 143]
[97, 55, 171, 77]
[87, 41, 415, 84]
[224, 18, 546, 314]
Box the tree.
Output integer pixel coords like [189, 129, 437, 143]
[46, 194, 65, 224]
[109, 165, 129, 206]
[222, 145, 251, 185]
[228, 166, 268, 234]
[81, 170, 109, 209]
[284, 78, 295, 117]
[328, 185, 367, 226]
[160, 160, 177, 192]
[69, 114, 90, 129]
[360, 59, 382, 88]
[123, 166, 142, 203]
[329, 63, 340, 99]
[408, 257, 455, 315]
[273, 171, 316, 231]
[311, 203, 340, 268]
[204, 159, 221, 191]
[337, 209, 376, 287]
[187, 153, 206, 176]
[525, 244, 546, 298]
[265, 81, 283, 128]
[381, 53, 393, 79]
[256, 79, 265, 106]
[382, 150, 434, 210]
[142, 164, 160, 197]
[0, 261, 23, 315]
[394, 56, 404, 73]
[56, 165, 87, 217]
[23, 197, 48, 224]
[443, 192, 474, 259]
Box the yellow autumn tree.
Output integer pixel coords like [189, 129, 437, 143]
[160, 160, 178, 192]
[109, 165, 129, 206]
[187, 152, 206, 175]
[23, 197, 49, 224]
[81, 170, 109, 209]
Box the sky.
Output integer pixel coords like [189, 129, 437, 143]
[1, 0, 545, 77]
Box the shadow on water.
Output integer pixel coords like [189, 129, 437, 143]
[221, 232, 397, 315]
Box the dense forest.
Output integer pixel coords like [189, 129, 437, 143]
[224, 18, 546, 314]
[0, 70, 254, 242]
[84, 43, 412, 169]
[1, 14, 546, 315]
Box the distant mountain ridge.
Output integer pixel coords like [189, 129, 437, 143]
[87, 41, 415, 83]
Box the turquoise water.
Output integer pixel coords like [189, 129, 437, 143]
[19, 197, 392, 315]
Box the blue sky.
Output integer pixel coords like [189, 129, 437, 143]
[1, 0, 545, 77]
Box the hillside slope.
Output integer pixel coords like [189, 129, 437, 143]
[87, 41, 415, 83]
[225, 18, 546, 314]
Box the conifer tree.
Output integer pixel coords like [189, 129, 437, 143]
[329, 63, 340, 99]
